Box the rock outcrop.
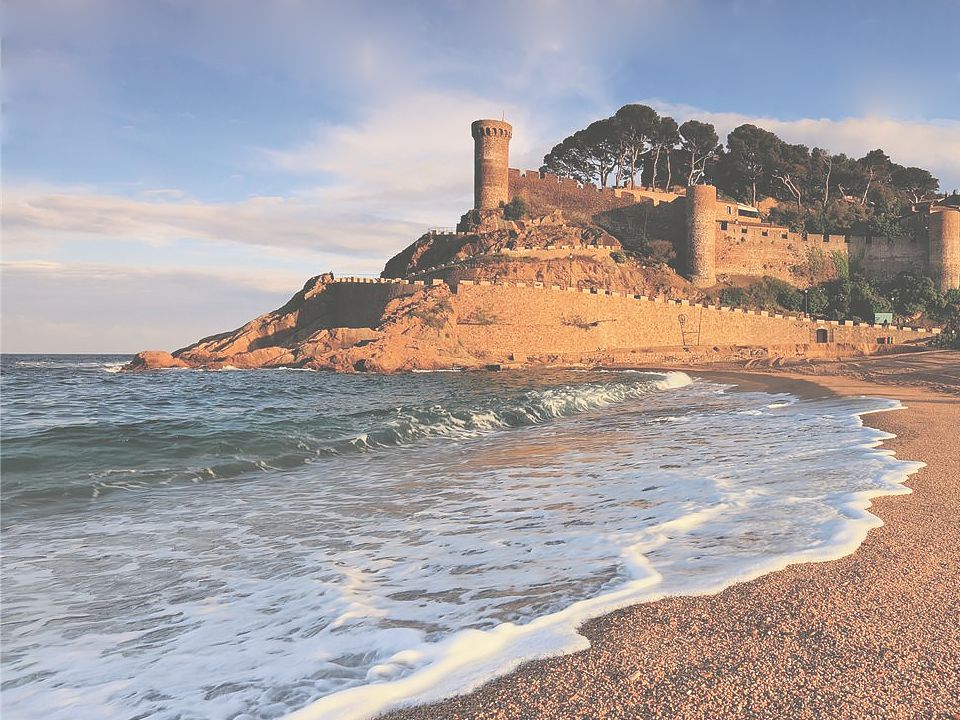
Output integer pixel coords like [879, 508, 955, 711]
[127, 275, 480, 373]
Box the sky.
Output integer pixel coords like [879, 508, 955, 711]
[3, 0, 959, 353]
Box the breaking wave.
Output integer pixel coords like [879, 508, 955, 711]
[1, 368, 691, 508]
[1, 357, 921, 720]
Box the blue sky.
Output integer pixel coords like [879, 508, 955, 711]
[4, 0, 959, 352]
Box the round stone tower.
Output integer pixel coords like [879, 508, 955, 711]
[929, 207, 960, 292]
[686, 184, 717, 287]
[471, 119, 512, 210]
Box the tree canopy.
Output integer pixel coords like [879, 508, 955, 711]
[540, 105, 944, 235]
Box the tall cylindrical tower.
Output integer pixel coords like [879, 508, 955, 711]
[471, 119, 512, 210]
[929, 208, 960, 292]
[686, 184, 717, 287]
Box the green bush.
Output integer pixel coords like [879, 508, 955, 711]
[888, 273, 940, 317]
[503, 197, 529, 221]
[850, 276, 892, 319]
[610, 250, 627, 264]
[719, 287, 746, 307]
[831, 250, 849, 280]
[805, 286, 829, 315]
[751, 276, 802, 311]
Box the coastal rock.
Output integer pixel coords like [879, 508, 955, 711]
[126, 350, 189, 371]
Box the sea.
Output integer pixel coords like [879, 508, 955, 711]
[0, 354, 922, 720]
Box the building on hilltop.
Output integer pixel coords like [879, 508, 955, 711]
[468, 118, 960, 292]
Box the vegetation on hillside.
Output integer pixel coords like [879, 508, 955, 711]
[712, 273, 959, 336]
[541, 105, 953, 237]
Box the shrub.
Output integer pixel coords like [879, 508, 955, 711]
[610, 250, 627, 264]
[823, 278, 852, 319]
[562, 314, 596, 330]
[503, 197, 528, 221]
[805, 286, 829, 315]
[750, 276, 802, 311]
[888, 273, 940, 317]
[831, 250, 849, 280]
[850, 276, 892, 319]
[412, 298, 453, 329]
[719, 287, 746, 307]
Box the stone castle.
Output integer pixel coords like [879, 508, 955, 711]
[471, 118, 960, 292]
[128, 118, 949, 372]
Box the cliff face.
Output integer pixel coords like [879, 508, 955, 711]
[127, 276, 478, 373]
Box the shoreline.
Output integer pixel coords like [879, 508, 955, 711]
[380, 351, 960, 719]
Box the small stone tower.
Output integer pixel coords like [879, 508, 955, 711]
[686, 184, 717, 287]
[929, 207, 960, 292]
[471, 119, 512, 210]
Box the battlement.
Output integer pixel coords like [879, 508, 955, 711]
[471, 119, 513, 139]
[325, 275, 939, 337]
[323, 274, 937, 367]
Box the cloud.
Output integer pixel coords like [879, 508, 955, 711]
[647, 100, 960, 190]
[264, 89, 548, 214]
[2, 185, 420, 262]
[3, 89, 555, 273]
[1, 261, 305, 353]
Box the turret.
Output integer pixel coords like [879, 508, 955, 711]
[929, 208, 960, 292]
[471, 119, 512, 210]
[686, 184, 717, 287]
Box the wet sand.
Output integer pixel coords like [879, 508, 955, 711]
[383, 350, 960, 719]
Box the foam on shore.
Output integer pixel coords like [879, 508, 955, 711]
[1, 362, 921, 720]
[288, 404, 919, 720]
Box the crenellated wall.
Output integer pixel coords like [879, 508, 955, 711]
[326, 276, 938, 361]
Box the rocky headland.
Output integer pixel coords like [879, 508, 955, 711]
[126, 210, 705, 373]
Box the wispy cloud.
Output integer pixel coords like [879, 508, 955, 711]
[3, 185, 418, 261]
[1, 261, 303, 353]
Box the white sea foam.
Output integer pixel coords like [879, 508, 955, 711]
[0, 374, 920, 720]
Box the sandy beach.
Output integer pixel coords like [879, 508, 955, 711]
[384, 350, 960, 719]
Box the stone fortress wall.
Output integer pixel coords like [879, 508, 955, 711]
[312, 118, 945, 367]
[693, 187, 958, 290]
[473, 118, 960, 292]
[325, 275, 938, 361]
[508, 169, 651, 218]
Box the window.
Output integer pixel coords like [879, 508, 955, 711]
[720, 221, 728, 231]
[816, 328, 828, 343]
[761, 230, 769, 237]
[780, 232, 787, 239]
[741, 228, 748, 234]
[726, 206, 732, 214]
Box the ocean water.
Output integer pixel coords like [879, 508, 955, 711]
[0, 354, 921, 720]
